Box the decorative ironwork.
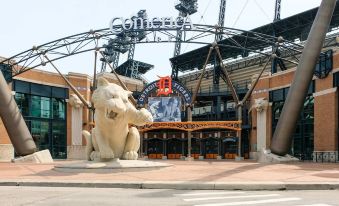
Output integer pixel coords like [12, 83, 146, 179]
[0, 23, 305, 80]
[138, 121, 241, 132]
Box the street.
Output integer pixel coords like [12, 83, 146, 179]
[0, 186, 338, 206]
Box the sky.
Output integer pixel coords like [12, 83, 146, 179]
[0, 0, 323, 81]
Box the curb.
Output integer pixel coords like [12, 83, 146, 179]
[1, 180, 339, 190]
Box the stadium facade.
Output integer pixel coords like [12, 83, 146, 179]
[1, 4, 339, 162]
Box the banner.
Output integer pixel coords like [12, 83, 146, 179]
[137, 80, 191, 106]
[148, 97, 181, 122]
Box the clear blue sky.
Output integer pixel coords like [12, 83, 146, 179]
[0, 0, 322, 81]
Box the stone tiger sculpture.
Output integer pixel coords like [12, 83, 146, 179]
[82, 77, 153, 161]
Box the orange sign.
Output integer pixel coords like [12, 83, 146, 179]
[157, 76, 172, 96]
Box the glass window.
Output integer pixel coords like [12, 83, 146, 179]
[314, 50, 333, 79]
[15, 93, 29, 116]
[271, 90, 314, 160]
[205, 139, 218, 154]
[52, 98, 65, 120]
[52, 122, 66, 146]
[307, 81, 314, 95]
[14, 80, 30, 94]
[51, 122, 67, 159]
[334, 72, 339, 87]
[31, 83, 51, 97]
[0, 64, 12, 83]
[12, 80, 68, 159]
[31, 120, 50, 150]
[284, 87, 289, 97]
[52, 87, 68, 99]
[272, 102, 284, 122]
[272, 89, 284, 102]
[31, 96, 51, 118]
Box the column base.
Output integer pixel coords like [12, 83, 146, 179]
[0, 144, 14, 162]
[141, 156, 148, 160]
[250, 152, 258, 160]
[235, 156, 244, 161]
[67, 145, 86, 160]
[258, 149, 299, 163]
[313, 151, 338, 163]
[185, 156, 194, 161]
[12, 149, 53, 163]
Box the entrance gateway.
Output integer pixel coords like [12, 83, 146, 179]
[0, 1, 334, 162]
[137, 76, 241, 160]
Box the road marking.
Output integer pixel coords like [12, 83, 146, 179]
[297, 204, 333, 206]
[174, 192, 245, 196]
[184, 194, 280, 202]
[193, 197, 301, 206]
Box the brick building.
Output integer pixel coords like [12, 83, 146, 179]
[250, 50, 338, 162]
[1, 3, 339, 162]
[1, 48, 338, 162]
[0, 68, 144, 161]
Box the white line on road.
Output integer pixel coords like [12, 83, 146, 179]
[184, 194, 280, 202]
[297, 204, 333, 206]
[174, 192, 245, 196]
[193, 197, 301, 206]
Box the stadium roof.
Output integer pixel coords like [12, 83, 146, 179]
[115, 59, 154, 76]
[170, 1, 339, 72]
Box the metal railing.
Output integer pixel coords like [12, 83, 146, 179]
[312, 151, 339, 163]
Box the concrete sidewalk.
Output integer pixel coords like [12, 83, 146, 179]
[1, 160, 339, 190]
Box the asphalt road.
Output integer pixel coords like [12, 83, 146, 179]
[0, 186, 338, 206]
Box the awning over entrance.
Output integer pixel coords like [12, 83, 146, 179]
[138, 121, 241, 132]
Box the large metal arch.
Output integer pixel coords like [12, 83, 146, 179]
[0, 24, 302, 77]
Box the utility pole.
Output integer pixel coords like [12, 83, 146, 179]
[173, 0, 198, 160]
[127, 10, 147, 79]
[213, 0, 227, 92]
[214, 0, 228, 157]
[171, 0, 198, 80]
[271, 0, 286, 74]
[100, 38, 123, 73]
[274, 0, 282, 22]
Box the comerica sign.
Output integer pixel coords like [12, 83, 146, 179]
[109, 15, 194, 34]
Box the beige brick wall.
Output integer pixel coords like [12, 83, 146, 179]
[0, 69, 143, 151]
[250, 52, 339, 153]
[314, 87, 338, 151]
[0, 119, 11, 144]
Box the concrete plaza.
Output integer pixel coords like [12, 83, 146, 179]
[1, 160, 339, 190]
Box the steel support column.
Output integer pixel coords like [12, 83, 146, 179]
[189, 45, 214, 159]
[270, 0, 337, 156]
[236, 105, 242, 158]
[0, 72, 36, 156]
[43, 55, 91, 109]
[187, 106, 192, 159]
[99, 51, 137, 106]
[213, 0, 227, 90]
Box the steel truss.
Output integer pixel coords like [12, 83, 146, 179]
[0, 24, 303, 79]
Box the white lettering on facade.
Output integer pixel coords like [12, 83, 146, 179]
[110, 15, 194, 34]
